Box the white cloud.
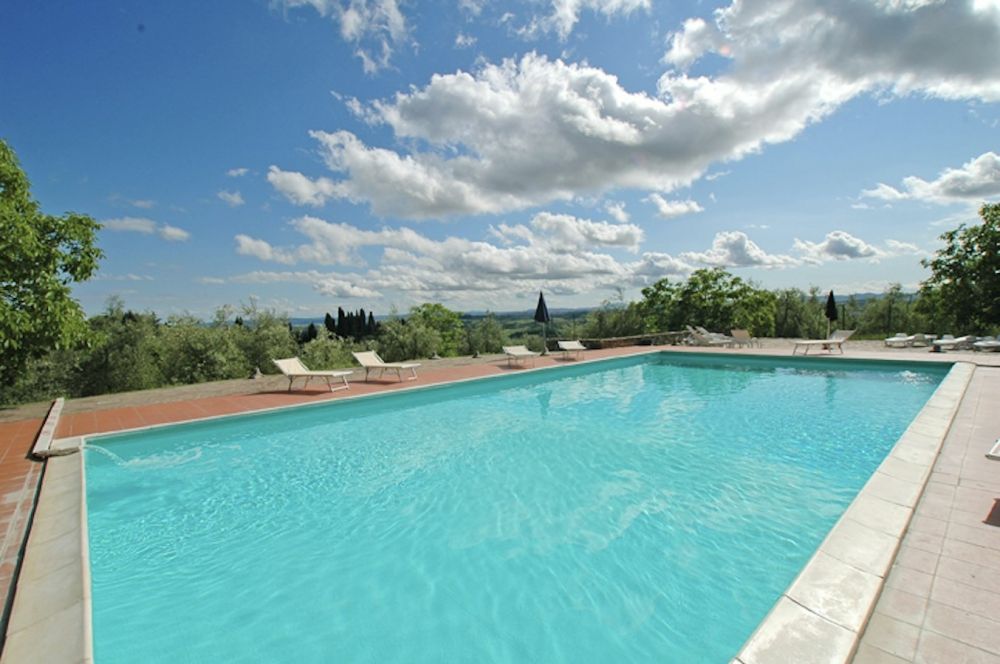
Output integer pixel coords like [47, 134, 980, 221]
[269, 3, 1000, 220]
[861, 152, 1000, 204]
[217, 190, 246, 207]
[793, 231, 883, 264]
[529, 212, 644, 252]
[267, 165, 345, 207]
[604, 200, 629, 222]
[103, 217, 157, 234]
[275, 0, 409, 73]
[704, 170, 730, 182]
[454, 32, 476, 48]
[227, 167, 249, 177]
[102, 217, 190, 242]
[682, 231, 799, 268]
[202, 269, 380, 298]
[94, 272, 154, 282]
[646, 194, 704, 219]
[158, 225, 191, 242]
[884, 239, 923, 255]
[235, 234, 296, 264]
[520, 0, 651, 40]
[130, 199, 155, 209]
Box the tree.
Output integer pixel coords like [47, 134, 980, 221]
[407, 303, 465, 356]
[919, 203, 1000, 333]
[0, 139, 103, 385]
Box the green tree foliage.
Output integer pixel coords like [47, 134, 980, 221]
[407, 303, 465, 356]
[582, 289, 646, 338]
[918, 203, 1000, 334]
[231, 303, 298, 374]
[0, 139, 103, 385]
[376, 317, 441, 361]
[73, 297, 164, 396]
[159, 315, 248, 384]
[464, 312, 508, 354]
[300, 335, 359, 369]
[634, 269, 777, 336]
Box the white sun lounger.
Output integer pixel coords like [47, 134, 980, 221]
[272, 357, 352, 392]
[730, 329, 759, 348]
[503, 345, 540, 367]
[884, 333, 912, 347]
[973, 337, 1000, 352]
[686, 326, 732, 347]
[792, 329, 855, 355]
[352, 351, 420, 381]
[932, 335, 975, 351]
[557, 340, 587, 360]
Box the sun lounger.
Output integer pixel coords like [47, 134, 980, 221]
[351, 351, 420, 381]
[272, 357, 352, 392]
[503, 345, 540, 367]
[686, 326, 733, 347]
[974, 337, 1000, 352]
[792, 329, 855, 355]
[557, 340, 587, 360]
[884, 333, 912, 348]
[730, 329, 759, 348]
[932, 335, 975, 352]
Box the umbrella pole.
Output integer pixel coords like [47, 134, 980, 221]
[541, 322, 548, 355]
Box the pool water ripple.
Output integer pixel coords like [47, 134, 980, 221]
[85, 354, 947, 663]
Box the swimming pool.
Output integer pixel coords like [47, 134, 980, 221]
[84, 353, 948, 663]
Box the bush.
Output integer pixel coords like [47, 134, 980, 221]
[300, 335, 358, 369]
[376, 318, 441, 361]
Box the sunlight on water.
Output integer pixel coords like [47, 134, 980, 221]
[85, 354, 947, 664]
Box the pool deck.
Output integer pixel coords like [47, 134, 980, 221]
[1, 342, 999, 662]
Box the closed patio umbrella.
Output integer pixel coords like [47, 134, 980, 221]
[534, 291, 551, 355]
[825, 290, 838, 338]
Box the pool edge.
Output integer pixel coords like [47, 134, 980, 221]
[732, 361, 975, 664]
[5, 351, 967, 664]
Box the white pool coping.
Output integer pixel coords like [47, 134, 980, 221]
[733, 361, 974, 664]
[1, 353, 972, 664]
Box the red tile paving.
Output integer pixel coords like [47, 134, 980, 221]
[52, 346, 665, 439]
[0, 417, 44, 631]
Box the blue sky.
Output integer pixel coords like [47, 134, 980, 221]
[3, 0, 999, 317]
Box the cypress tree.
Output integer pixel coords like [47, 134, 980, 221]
[367, 311, 376, 336]
[324, 312, 335, 334]
[337, 307, 346, 337]
[307, 322, 318, 342]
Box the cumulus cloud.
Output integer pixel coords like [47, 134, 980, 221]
[604, 200, 629, 222]
[102, 217, 190, 242]
[201, 269, 380, 298]
[270, 3, 1000, 219]
[646, 194, 704, 219]
[861, 151, 1000, 204]
[218, 190, 245, 207]
[275, 0, 409, 73]
[521, 0, 651, 40]
[267, 165, 345, 207]
[682, 231, 799, 268]
[793, 231, 884, 264]
[227, 167, 249, 177]
[230, 214, 920, 301]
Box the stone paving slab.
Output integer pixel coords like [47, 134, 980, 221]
[854, 367, 1000, 664]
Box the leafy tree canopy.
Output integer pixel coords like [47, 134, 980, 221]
[0, 140, 103, 384]
[919, 203, 1000, 334]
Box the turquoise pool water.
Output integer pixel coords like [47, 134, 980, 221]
[85, 353, 948, 663]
